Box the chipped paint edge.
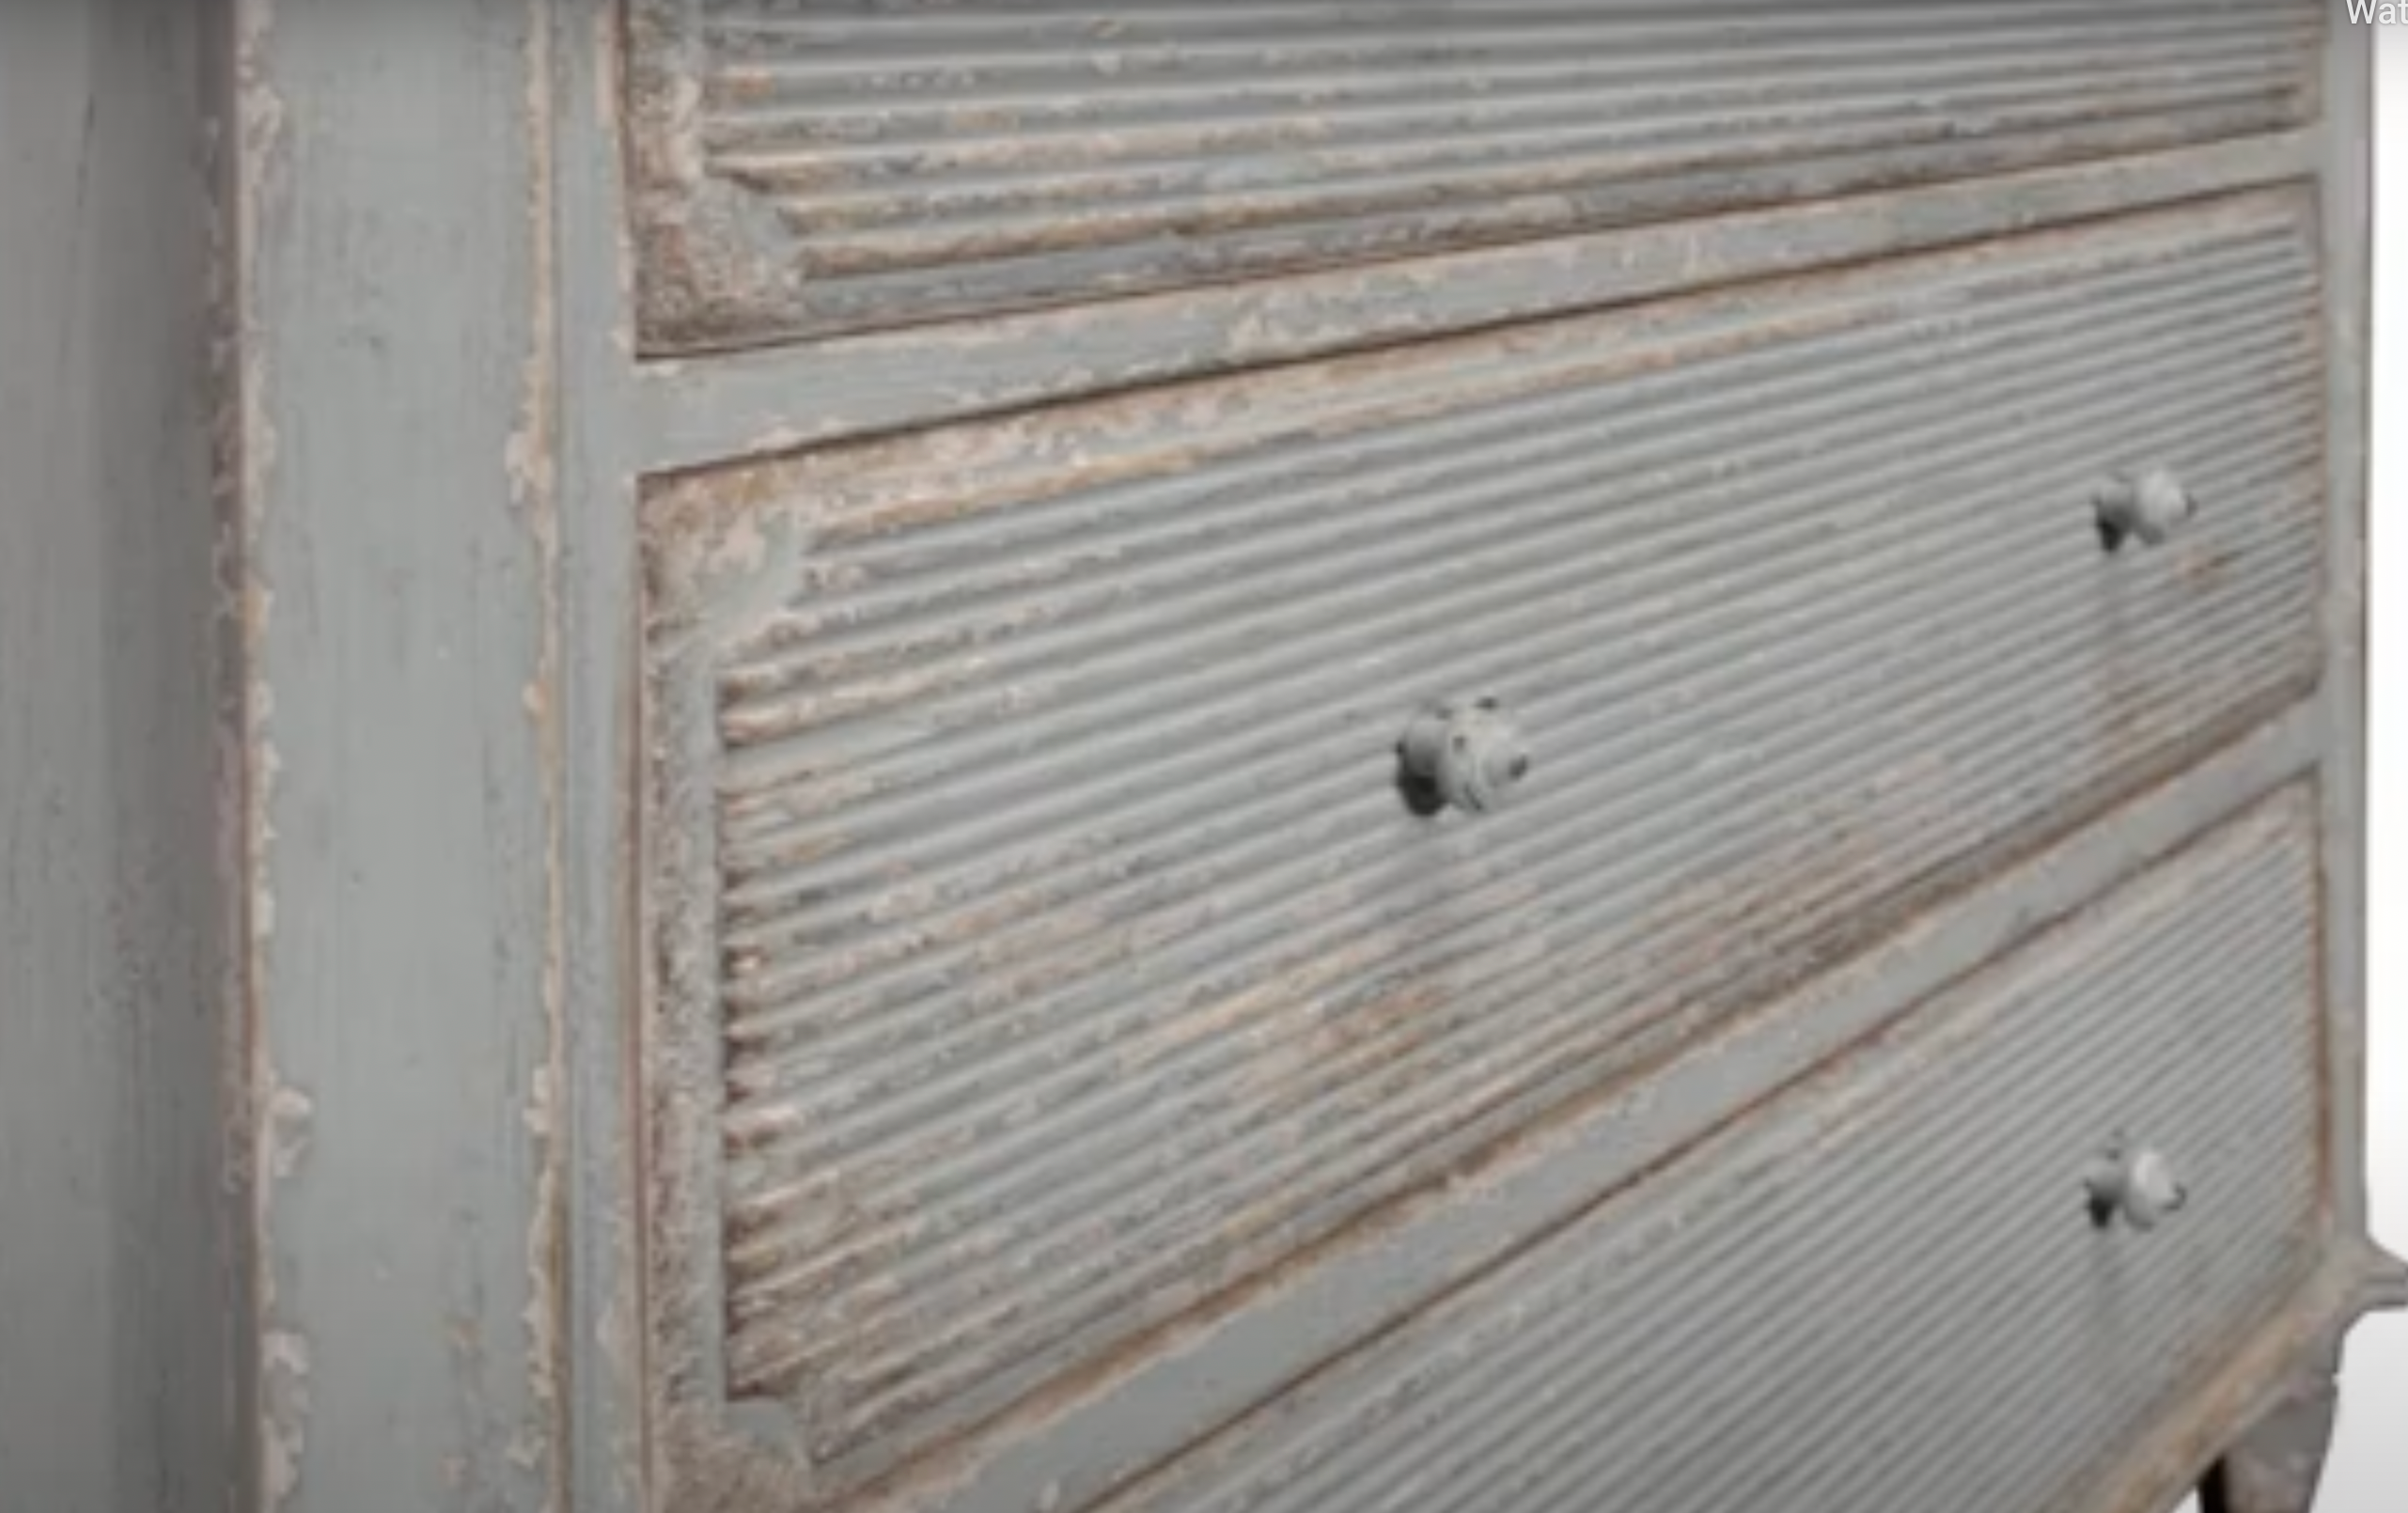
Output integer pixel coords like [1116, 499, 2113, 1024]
[617, 6, 2322, 355]
[554, 3, 656, 1510]
[2090, 1244, 2375, 1513]
[212, 0, 310, 1506]
[621, 0, 797, 358]
[2311, 0, 2376, 1252]
[628, 670, 2329, 1509]
[626, 129, 2322, 473]
[513, 0, 571, 1507]
[210, 0, 571, 1504]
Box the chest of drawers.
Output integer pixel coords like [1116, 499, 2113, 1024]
[23, 4, 2386, 1511]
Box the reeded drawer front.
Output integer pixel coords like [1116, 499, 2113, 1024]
[638, 190, 2324, 1505]
[1114, 786, 2329, 1513]
[623, 0, 2322, 352]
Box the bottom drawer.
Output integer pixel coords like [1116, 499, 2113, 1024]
[1118, 786, 2326, 1513]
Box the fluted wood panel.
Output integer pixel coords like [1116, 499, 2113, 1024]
[1115, 788, 2325, 1513]
[636, 189, 2327, 1507]
[624, 0, 2322, 350]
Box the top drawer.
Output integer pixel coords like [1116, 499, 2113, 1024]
[625, 0, 2323, 353]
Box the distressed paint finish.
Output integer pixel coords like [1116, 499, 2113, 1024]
[134, 6, 2383, 1513]
[1109, 788, 2330, 1513]
[621, 0, 2322, 352]
[0, 3, 232, 1510]
[551, 6, 654, 1513]
[2182, 20, 2386, 1513]
[2204, 1368, 2343, 1513]
[633, 129, 2320, 471]
[2309, 0, 2379, 1265]
[216, 3, 564, 1510]
[633, 192, 2333, 1508]
[634, 699, 2336, 1513]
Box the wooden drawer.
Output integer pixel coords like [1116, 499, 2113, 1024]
[624, 0, 2323, 353]
[1112, 785, 2330, 1513]
[637, 190, 2326, 1505]
[145, 11, 2382, 1513]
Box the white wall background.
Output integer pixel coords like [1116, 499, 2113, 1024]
[2199, 23, 2408, 1513]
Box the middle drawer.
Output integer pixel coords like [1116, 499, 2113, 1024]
[641, 185, 2327, 1486]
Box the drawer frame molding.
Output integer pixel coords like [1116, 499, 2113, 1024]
[194, 5, 2396, 1512]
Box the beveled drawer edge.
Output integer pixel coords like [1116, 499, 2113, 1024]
[623, 0, 2320, 356]
[1109, 780, 2329, 1513]
[625, 130, 2314, 476]
[731, 699, 2329, 1513]
[2087, 1233, 2403, 1513]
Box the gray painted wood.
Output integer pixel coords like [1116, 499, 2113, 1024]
[130, 3, 2385, 1511]
[0, 4, 232, 1510]
[632, 188, 2333, 1510]
[622, 0, 2321, 351]
[633, 129, 2316, 470]
[215, 2, 562, 1509]
[551, 6, 651, 1512]
[1122, 788, 2329, 1513]
[2315, 0, 2377, 1250]
[636, 706, 2339, 1513]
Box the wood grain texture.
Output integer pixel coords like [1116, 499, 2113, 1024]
[0, 4, 232, 1509]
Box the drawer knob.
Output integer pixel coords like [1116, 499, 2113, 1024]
[2094, 466, 2197, 551]
[1399, 698, 1530, 816]
[2084, 1139, 2187, 1231]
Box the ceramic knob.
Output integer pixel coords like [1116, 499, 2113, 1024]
[2094, 467, 2197, 551]
[2085, 1139, 2187, 1232]
[1398, 698, 1530, 816]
